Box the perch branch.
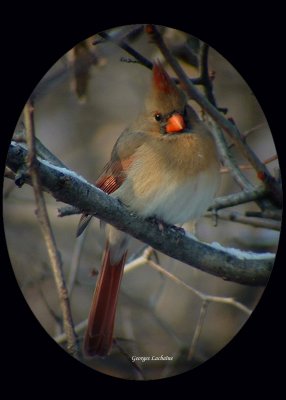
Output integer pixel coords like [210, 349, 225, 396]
[6, 141, 275, 286]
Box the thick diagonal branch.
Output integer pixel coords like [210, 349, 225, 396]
[6, 142, 275, 286]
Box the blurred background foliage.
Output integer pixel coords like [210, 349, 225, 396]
[3, 25, 280, 380]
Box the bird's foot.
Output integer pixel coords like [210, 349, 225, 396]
[148, 216, 166, 232]
[170, 225, 185, 235]
[148, 216, 185, 235]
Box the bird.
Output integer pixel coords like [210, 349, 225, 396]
[77, 61, 220, 357]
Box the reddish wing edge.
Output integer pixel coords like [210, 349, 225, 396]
[76, 157, 133, 237]
[96, 157, 133, 194]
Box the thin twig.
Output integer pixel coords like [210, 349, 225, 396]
[220, 154, 278, 173]
[67, 229, 87, 295]
[245, 209, 282, 220]
[205, 295, 252, 315]
[212, 123, 255, 191]
[94, 25, 144, 46]
[55, 245, 252, 363]
[54, 319, 88, 344]
[188, 299, 209, 360]
[58, 205, 82, 217]
[210, 186, 267, 211]
[124, 254, 147, 274]
[146, 258, 252, 314]
[220, 164, 255, 173]
[205, 210, 281, 231]
[98, 31, 153, 70]
[241, 122, 267, 140]
[199, 43, 217, 106]
[263, 154, 278, 165]
[98, 28, 201, 85]
[23, 100, 79, 357]
[228, 122, 267, 150]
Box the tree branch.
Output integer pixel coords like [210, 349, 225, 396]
[97, 27, 202, 85]
[199, 43, 217, 107]
[210, 186, 267, 211]
[97, 30, 153, 70]
[6, 141, 275, 286]
[205, 210, 281, 231]
[23, 104, 79, 357]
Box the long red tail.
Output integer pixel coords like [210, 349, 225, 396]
[83, 242, 127, 357]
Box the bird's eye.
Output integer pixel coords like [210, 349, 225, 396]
[154, 113, 162, 122]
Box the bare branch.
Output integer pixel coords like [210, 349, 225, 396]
[245, 209, 282, 220]
[212, 124, 262, 198]
[199, 43, 217, 107]
[220, 154, 278, 173]
[263, 154, 278, 165]
[98, 27, 202, 85]
[210, 186, 267, 211]
[188, 299, 208, 360]
[58, 205, 81, 217]
[241, 122, 267, 140]
[55, 245, 252, 357]
[67, 229, 87, 295]
[205, 210, 281, 231]
[55, 319, 87, 344]
[97, 30, 153, 70]
[6, 141, 275, 286]
[146, 258, 253, 313]
[23, 103, 79, 357]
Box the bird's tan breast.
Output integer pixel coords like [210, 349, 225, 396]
[113, 129, 220, 224]
[131, 130, 219, 184]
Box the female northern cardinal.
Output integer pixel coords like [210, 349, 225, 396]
[77, 62, 220, 357]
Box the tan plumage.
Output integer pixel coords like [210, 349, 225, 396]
[79, 62, 220, 357]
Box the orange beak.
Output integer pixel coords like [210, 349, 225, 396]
[165, 113, 186, 133]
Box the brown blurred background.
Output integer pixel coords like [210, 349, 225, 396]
[3, 25, 280, 380]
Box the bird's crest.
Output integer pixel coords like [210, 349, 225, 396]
[152, 61, 176, 94]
